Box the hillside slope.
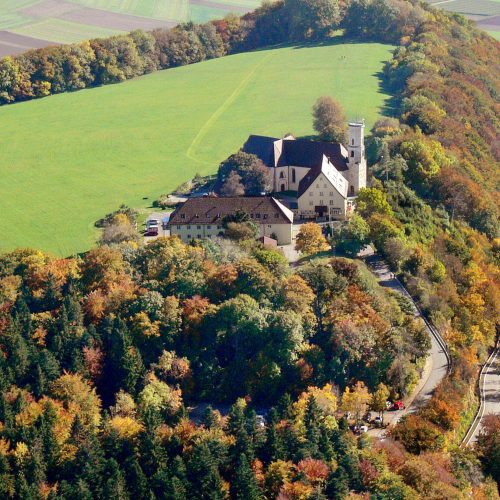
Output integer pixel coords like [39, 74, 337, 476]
[0, 40, 393, 255]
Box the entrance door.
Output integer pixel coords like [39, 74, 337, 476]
[315, 206, 327, 218]
[281, 183, 286, 192]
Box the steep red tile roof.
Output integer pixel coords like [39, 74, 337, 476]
[168, 197, 293, 226]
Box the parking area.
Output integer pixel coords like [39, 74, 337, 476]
[143, 211, 170, 244]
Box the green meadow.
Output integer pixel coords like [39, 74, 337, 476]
[0, 41, 394, 255]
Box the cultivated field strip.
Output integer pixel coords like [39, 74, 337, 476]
[0, 29, 54, 57]
[10, 18, 123, 44]
[429, 0, 500, 36]
[0, 0, 257, 56]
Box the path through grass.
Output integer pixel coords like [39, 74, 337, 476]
[0, 40, 394, 255]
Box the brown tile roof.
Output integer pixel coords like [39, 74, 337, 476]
[168, 197, 293, 226]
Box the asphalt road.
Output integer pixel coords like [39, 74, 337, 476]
[364, 250, 450, 429]
[469, 344, 500, 443]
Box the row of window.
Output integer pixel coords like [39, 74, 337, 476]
[176, 225, 222, 230]
[179, 213, 280, 223]
[310, 191, 335, 197]
[309, 200, 342, 207]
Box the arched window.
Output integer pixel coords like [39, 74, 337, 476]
[350, 151, 354, 157]
[279, 171, 285, 179]
[281, 183, 286, 192]
[292, 168, 296, 183]
[350, 185, 355, 196]
[351, 139, 354, 145]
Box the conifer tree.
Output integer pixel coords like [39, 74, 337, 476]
[14, 295, 32, 339]
[305, 396, 322, 458]
[124, 456, 149, 499]
[39, 402, 60, 480]
[277, 393, 294, 420]
[203, 405, 218, 429]
[43, 273, 60, 310]
[26, 439, 47, 490]
[325, 465, 349, 500]
[267, 408, 286, 462]
[231, 453, 262, 500]
[103, 459, 130, 500]
[0, 453, 13, 499]
[188, 443, 227, 500]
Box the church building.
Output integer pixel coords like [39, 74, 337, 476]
[242, 121, 367, 220]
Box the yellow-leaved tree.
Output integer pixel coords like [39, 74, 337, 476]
[295, 223, 330, 255]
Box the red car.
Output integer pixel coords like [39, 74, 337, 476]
[392, 401, 406, 411]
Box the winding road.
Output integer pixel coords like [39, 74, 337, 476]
[363, 250, 450, 429]
[461, 341, 500, 446]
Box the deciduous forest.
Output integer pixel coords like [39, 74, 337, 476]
[0, 0, 499, 498]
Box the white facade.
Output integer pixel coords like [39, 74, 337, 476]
[345, 121, 367, 196]
[168, 197, 294, 245]
[274, 166, 310, 192]
[296, 121, 367, 219]
[297, 157, 349, 220]
[170, 221, 293, 245]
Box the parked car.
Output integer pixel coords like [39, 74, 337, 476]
[359, 425, 368, 433]
[374, 416, 383, 427]
[256, 415, 266, 428]
[392, 401, 406, 411]
[145, 219, 159, 236]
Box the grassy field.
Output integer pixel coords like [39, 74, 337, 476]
[0, 40, 394, 255]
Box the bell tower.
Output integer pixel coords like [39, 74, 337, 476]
[347, 120, 367, 196]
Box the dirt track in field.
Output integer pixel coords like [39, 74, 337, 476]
[21, 0, 176, 31]
[0, 31, 55, 57]
[58, 8, 176, 31]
